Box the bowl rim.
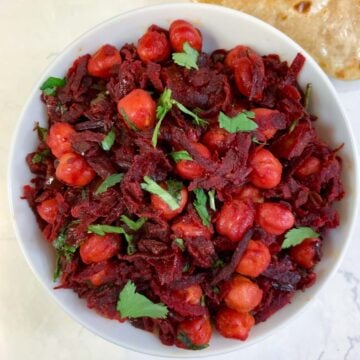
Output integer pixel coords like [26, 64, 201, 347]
[7, 2, 360, 357]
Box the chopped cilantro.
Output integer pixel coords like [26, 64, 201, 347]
[117, 281, 168, 319]
[219, 111, 257, 133]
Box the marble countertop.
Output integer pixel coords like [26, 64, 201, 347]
[1, 1, 360, 359]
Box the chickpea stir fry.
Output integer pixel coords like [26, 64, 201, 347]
[25, 18, 344, 350]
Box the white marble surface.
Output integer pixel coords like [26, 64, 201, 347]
[1, 1, 360, 359]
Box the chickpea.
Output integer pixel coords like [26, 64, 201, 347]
[55, 152, 96, 187]
[236, 240, 271, 277]
[151, 184, 188, 220]
[169, 19, 202, 52]
[249, 148, 282, 189]
[46, 122, 75, 159]
[216, 307, 255, 341]
[175, 316, 212, 349]
[224, 275, 263, 313]
[36, 198, 58, 224]
[215, 200, 254, 242]
[87, 44, 121, 78]
[137, 29, 171, 63]
[202, 127, 228, 153]
[256, 202, 295, 235]
[173, 284, 203, 305]
[80, 233, 120, 264]
[290, 238, 319, 269]
[175, 143, 211, 180]
[295, 156, 321, 177]
[117, 89, 156, 131]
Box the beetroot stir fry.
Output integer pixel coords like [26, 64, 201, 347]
[23, 19, 344, 349]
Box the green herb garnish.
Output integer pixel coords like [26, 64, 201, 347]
[304, 83, 312, 110]
[172, 42, 199, 70]
[166, 179, 183, 203]
[52, 227, 78, 281]
[289, 120, 298, 133]
[212, 286, 220, 294]
[40, 76, 66, 96]
[95, 173, 123, 195]
[252, 136, 266, 145]
[88, 224, 127, 236]
[212, 259, 225, 269]
[281, 227, 320, 249]
[32, 149, 50, 164]
[174, 101, 207, 127]
[36, 124, 48, 141]
[170, 150, 193, 162]
[176, 332, 209, 350]
[219, 111, 257, 133]
[193, 188, 211, 226]
[87, 224, 135, 255]
[53, 254, 61, 282]
[141, 176, 181, 210]
[174, 238, 185, 251]
[101, 129, 116, 151]
[208, 189, 216, 211]
[119, 108, 139, 131]
[117, 281, 168, 319]
[152, 88, 207, 147]
[183, 263, 190, 273]
[120, 215, 147, 231]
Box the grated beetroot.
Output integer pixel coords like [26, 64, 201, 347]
[23, 21, 344, 349]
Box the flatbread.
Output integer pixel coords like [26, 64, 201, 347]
[195, 0, 360, 80]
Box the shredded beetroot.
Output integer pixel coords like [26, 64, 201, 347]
[23, 21, 344, 349]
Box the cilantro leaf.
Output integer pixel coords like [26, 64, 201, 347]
[87, 224, 135, 255]
[166, 179, 183, 203]
[176, 332, 209, 350]
[101, 129, 116, 151]
[182, 263, 190, 272]
[252, 136, 266, 145]
[174, 238, 185, 251]
[40, 76, 66, 96]
[304, 83, 312, 110]
[173, 100, 207, 127]
[152, 88, 207, 147]
[52, 225, 79, 282]
[156, 88, 173, 120]
[141, 176, 180, 210]
[212, 259, 225, 269]
[119, 108, 139, 131]
[208, 189, 216, 211]
[90, 92, 107, 106]
[53, 230, 78, 260]
[35, 123, 48, 141]
[95, 173, 123, 195]
[120, 215, 147, 231]
[32, 149, 50, 164]
[212, 286, 220, 294]
[289, 119, 298, 133]
[219, 111, 257, 133]
[53, 254, 61, 282]
[170, 150, 193, 162]
[282, 227, 320, 249]
[172, 42, 199, 70]
[193, 188, 211, 226]
[152, 89, 173, 147]
[88, 224, 127, 236]
[117, 281, 168, 319]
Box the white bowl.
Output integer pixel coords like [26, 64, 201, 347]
[8, 3, 359, 357]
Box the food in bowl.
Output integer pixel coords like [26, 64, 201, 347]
[22, 19, 344, 350]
